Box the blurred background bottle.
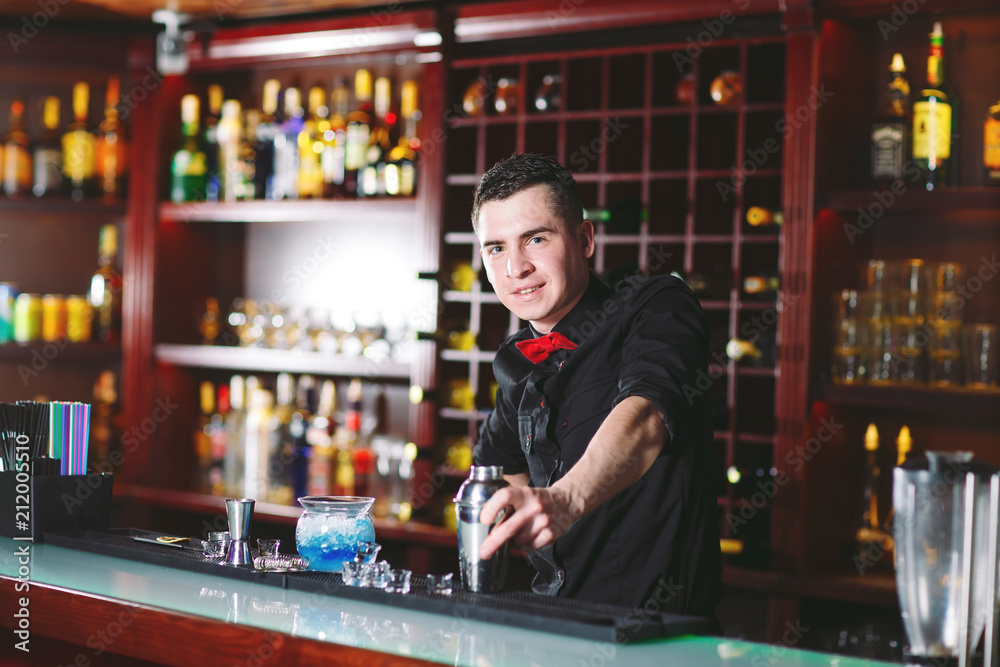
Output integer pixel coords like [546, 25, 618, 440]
[95, 75, 127, 201]
[62, 82, 96, 201]
[32, 96, 62, 197]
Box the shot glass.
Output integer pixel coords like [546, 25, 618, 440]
[385, 568, 412, 594]
[257, 538, 280, 557]
[427, 572, 454, 595]
[964, 324, 998, 389]
[832, 290, 864, 384]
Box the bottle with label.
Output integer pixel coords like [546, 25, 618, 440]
[62, 82, 96, 201]
[202, 84, 223, 202]
[871, 53, 910, 188]
[238, 109, 258, 200]
[855, 424, 893, 565]
[912, 22, 953, 191]
[360, 76, 392, 197]
[208, 383, 230, 495]
[195, 380, 215, 492]
[306, 379, 337, 497]
[95, 75, 128, 201]
[322, 78, 349, 198]
[254, 79, 281, 200]
[289, 374, 316, 500]
[170, 94, 208, 203]
[3, 97, 32, 198]
[386, 80, 419, 197]
[217, 99, 242, 203]
[298, 86, 326, 199]
[274, 87, 303, 200]
[985, 99, 1000, 186]
[224, 374, 247, 496]
[267, 372, 296, 504]
[32, 97, 62, 197]
[345, 69, 373, 196]
[88, 224, 122, 343]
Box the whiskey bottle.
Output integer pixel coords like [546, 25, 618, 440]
[344, 69, 373, 196]
[170, 94, 208, 203]
[360, 76, 392, 197]
[985, 99, 1000, 186]
[274, 87, 303, 200]
[871, 53, 910, 188]
[2, 97, 32, 198]
[88, 224, 122, 343]
[856, 423, 893, 563]
[912, 22, 953, 191]
[322, 78, 349, 198]
[202, 84, 223, 202]
[62, 82, 96, 201]
[297, 86, 325, 199]
[32, 96, 62, 197]
[217, 99, 242, 203]
[94, 75, 128, 201]
[386, 79, 419, 197]
[254, 79, 282, 200]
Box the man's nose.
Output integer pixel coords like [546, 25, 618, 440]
[505, 249, 532, 278]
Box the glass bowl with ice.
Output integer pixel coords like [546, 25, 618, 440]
[295, 496, 376, 573]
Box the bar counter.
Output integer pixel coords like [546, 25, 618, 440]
[0, 537, 899, 666]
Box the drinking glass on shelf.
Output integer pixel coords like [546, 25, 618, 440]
[963, 324, 998, 389]
[927, 291, 963, 387]
[929, 261, 965, 294]
[861, 292, 892, 385]
[832, 290, 865, 384]
[863, 259, 889, 294]
[887, 291, 926, 384]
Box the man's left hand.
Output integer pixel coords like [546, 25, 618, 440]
[477, 485, 584, 560]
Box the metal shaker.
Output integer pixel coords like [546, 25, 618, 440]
[454, 466, 509, 593]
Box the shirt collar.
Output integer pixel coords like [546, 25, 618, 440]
[527, 272, 612, 344]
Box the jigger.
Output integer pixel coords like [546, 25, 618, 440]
[223, 498, 255, 566]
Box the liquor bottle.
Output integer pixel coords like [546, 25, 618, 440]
[194, 380, 215, 492]
[90, 369, 117, 469]
[289, 374, 317, 500]
[297, 86, 325, 199]
[170, 94, 208, 203]
[746, 206, 783, 227]
[202, 84, 223, 202]
[344, 69, 373, 196]
[881, 425, 913, 534]
[62, 82, 96, 201]
[360, 76, 392, 197]
[345, 378, 377, 497]
[306, 379, 337, 497]
[243, 376, 273, 500]
[274, 87, 303, 200]
[208, 383, 230, 495]
[94, 75, 128, 201]
[224, 374, 247, 496]
[870, 53, 910, 188]
[743, 274, 779, 297]
[238, 109, 258, 200]
[267, 372, 296, 504]
[386, 79, 419, 197]
[985, 99, 1000, 186]
[88, 224, 122, 343]
[254, 79, 282, 200]
[856, 424, 893, 562]
[322, 78, 349, 198]
[2, 97, 32, 198]
[912, 22, 953, 191]
[32, 96, 62, 197]
[216, 99, 242, 203]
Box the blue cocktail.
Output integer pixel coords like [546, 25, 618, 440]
[295, 496, 376, 573]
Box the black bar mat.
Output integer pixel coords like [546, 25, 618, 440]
[43, 527, 710, 643]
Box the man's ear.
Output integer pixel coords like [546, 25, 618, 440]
[579, 219, 596, 259]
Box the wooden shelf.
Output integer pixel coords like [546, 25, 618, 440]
[0, 341, 121, 363]
[154, 343, 411, 380]
[816, 382, 1000, 415]
[114, 483, 459, 548]
[820, 187, 1000, 213]
[446, 102, 785, 127]
[158, 198, 418, 224]
[0, 197, 126, 217]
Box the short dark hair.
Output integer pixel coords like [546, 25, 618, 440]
[471, 153, 583, 235]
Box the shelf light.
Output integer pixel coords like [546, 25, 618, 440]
[415, 52, 443, 64]
[414, 31, 442, 47]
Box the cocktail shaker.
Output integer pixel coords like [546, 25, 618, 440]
[454, 466, 509, 593]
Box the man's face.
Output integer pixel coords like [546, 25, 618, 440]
[477, 184, 594, 334]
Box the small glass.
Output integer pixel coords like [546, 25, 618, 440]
[202, 537, 227, 559]
[832, 290, 864, 384]
[257, 538, 280, 557]
[427, 572, 454, 595]
[963, 324, 998, 389]
[928, 324, 962, 387]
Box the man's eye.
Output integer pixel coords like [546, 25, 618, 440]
[528, 236, 544, 245]
[488, 246, 503, 255]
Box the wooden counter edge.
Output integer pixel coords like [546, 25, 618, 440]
[0, 575, 448, 667]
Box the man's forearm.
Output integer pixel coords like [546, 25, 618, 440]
[552, 395, 665, 522]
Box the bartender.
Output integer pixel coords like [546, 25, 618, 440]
[472, 153, 722, 618]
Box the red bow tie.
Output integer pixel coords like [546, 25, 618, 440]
[516, 332, 578, 364]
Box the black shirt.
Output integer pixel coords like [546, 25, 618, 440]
[474, 272, 722, 614]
